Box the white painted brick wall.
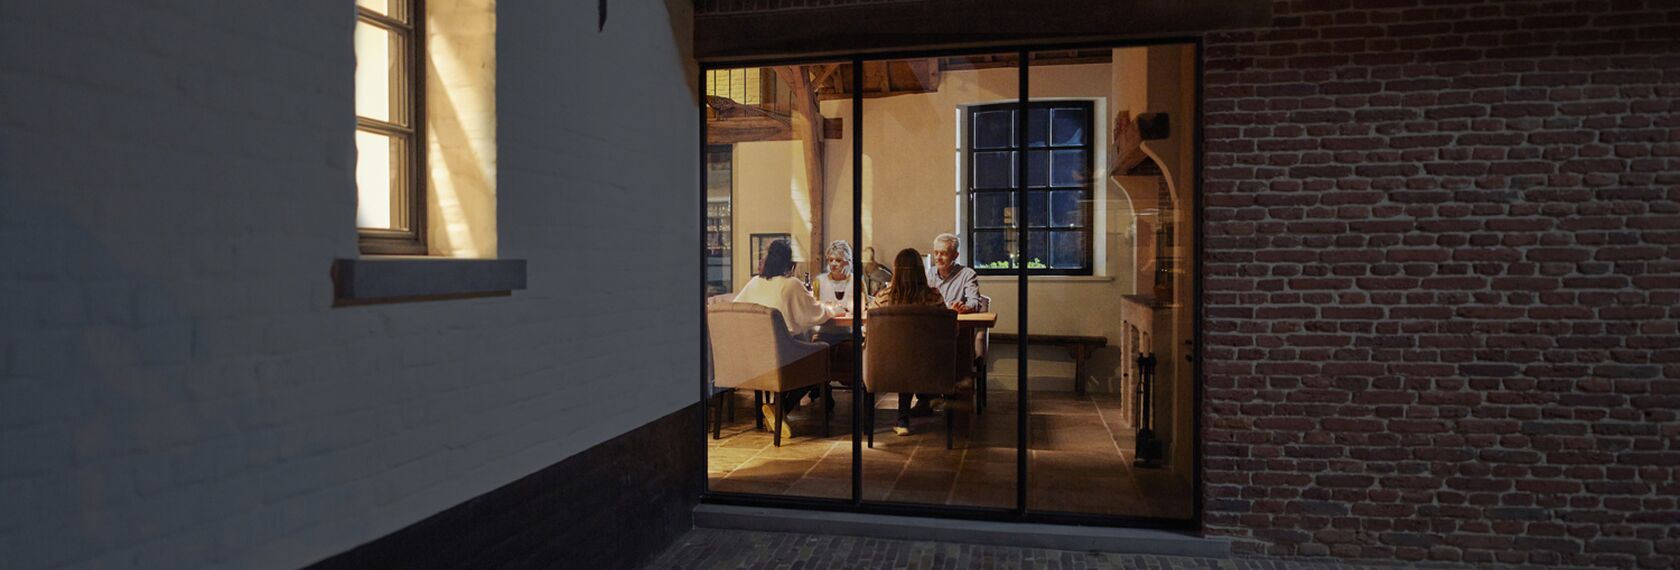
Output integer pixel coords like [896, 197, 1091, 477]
[0, 0, 699, 567]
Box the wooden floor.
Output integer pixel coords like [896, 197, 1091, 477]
[706, 389, 1193, 518]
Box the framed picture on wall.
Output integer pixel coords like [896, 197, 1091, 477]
[750, 233, 792, 275]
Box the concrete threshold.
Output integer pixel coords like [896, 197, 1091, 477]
[693, 504, 1230, 558]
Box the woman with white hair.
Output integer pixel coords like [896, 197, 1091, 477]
[815, 239, 860, 311]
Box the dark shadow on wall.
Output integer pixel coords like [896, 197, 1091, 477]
[0, 182, 202, 567]
[665, 0, 699, 100]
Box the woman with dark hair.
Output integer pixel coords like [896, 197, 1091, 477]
[875, 248, 945, 308]
[733, 239, 834, 437]
[872, 248, 947, 436]
[735, 239, 832, 335]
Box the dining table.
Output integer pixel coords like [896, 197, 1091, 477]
[828, 311, 998, 331]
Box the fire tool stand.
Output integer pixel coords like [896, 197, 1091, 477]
[1133, 352, 1163, 469]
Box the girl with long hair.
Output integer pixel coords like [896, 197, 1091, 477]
[871, 248, 946, 435]
[874, 248, 944, 307]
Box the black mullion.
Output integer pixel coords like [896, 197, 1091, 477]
[696, 62, 711, 498]
[1014, 49, 1029, 516]
[1082, 107, 1093, 272]
[964, 107, 975, 271]
[1191, 37, 1206, 531]
[850, 56, 864, 507]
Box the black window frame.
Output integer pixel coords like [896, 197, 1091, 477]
[356, 0, 428, 255]
[965, 100, 1095, 276]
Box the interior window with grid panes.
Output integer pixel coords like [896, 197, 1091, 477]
[967, 102, 1092, 275]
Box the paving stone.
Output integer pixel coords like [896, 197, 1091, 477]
[647, 528, 1493, 570]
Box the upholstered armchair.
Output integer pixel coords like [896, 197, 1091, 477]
[706, 302, 831, 446]
[861, 304, 961, 449]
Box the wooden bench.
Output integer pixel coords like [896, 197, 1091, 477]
[989, 333, 1108, 396]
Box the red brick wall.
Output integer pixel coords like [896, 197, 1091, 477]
[1201, 1, 1680, 567]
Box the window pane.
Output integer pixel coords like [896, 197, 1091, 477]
[1027, 107, 1048, 148]
[1050, 149, 1087, 187]
[973, 110, 1013, 149]
[705, 147, 732, 296]
[357, 0, 389, 16]
[1026, 191, 1046, 228]
[355, 130, 400, 230]
[1024, 231, 1048, 270]
[972, 151, 1014, 189]
[708, 60, 856, 504]
[1026, 150, 1049, 188]
[1049, 190, 1084, 228]
[1050, 108, 1088, 146]
[973, 192, 1014, 229]
[1050, 231, 1087, 269]
[354, 22, 400, 124]
[972, 230, 1013, 270]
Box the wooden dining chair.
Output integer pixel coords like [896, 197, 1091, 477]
[706, 302, 831, 446]
[862, 304, 961, 449]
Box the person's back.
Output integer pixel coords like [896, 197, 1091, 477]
[728, 239, 833, 439]
[735, 274, 830, 335]
[738, 239, 832, 335]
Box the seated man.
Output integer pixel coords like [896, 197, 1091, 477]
[927, 233, 984, 314]
[922, 233, 987, 416]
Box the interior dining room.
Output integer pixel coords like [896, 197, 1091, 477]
[703, 43, 1199, 523]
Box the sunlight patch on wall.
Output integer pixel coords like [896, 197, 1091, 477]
[427, 0, 497, 258]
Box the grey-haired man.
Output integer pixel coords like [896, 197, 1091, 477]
[926, 233, 985, 313]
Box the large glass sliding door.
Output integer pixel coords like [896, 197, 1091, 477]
[857, 55, 1020, 508]
[702, 43, 1198, 526]
[704, 61, 855, 501]
[1021, 46, 1198, 518]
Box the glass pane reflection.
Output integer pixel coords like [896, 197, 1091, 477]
[1024, 45, 1196, 521]
[862, 54, 1018, 509]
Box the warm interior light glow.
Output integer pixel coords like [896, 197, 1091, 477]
[356, 0, 391, 17]
[354, 22, 395, 124]
[425, 0, 497, 258]
[706, 68, 763, 104]
[355, 131, 396, 229]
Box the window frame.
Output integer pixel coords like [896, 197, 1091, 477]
[356, 0, 428, 255]
[964, 100, 1095, 276]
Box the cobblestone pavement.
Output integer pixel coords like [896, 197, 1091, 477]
[648, 528, 1443, 570]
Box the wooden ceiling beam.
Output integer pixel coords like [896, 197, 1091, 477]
[773, 65, 828, 269]
[707, 115, 792, 145]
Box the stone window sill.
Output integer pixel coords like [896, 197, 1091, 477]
[332, 257, 526, 306]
